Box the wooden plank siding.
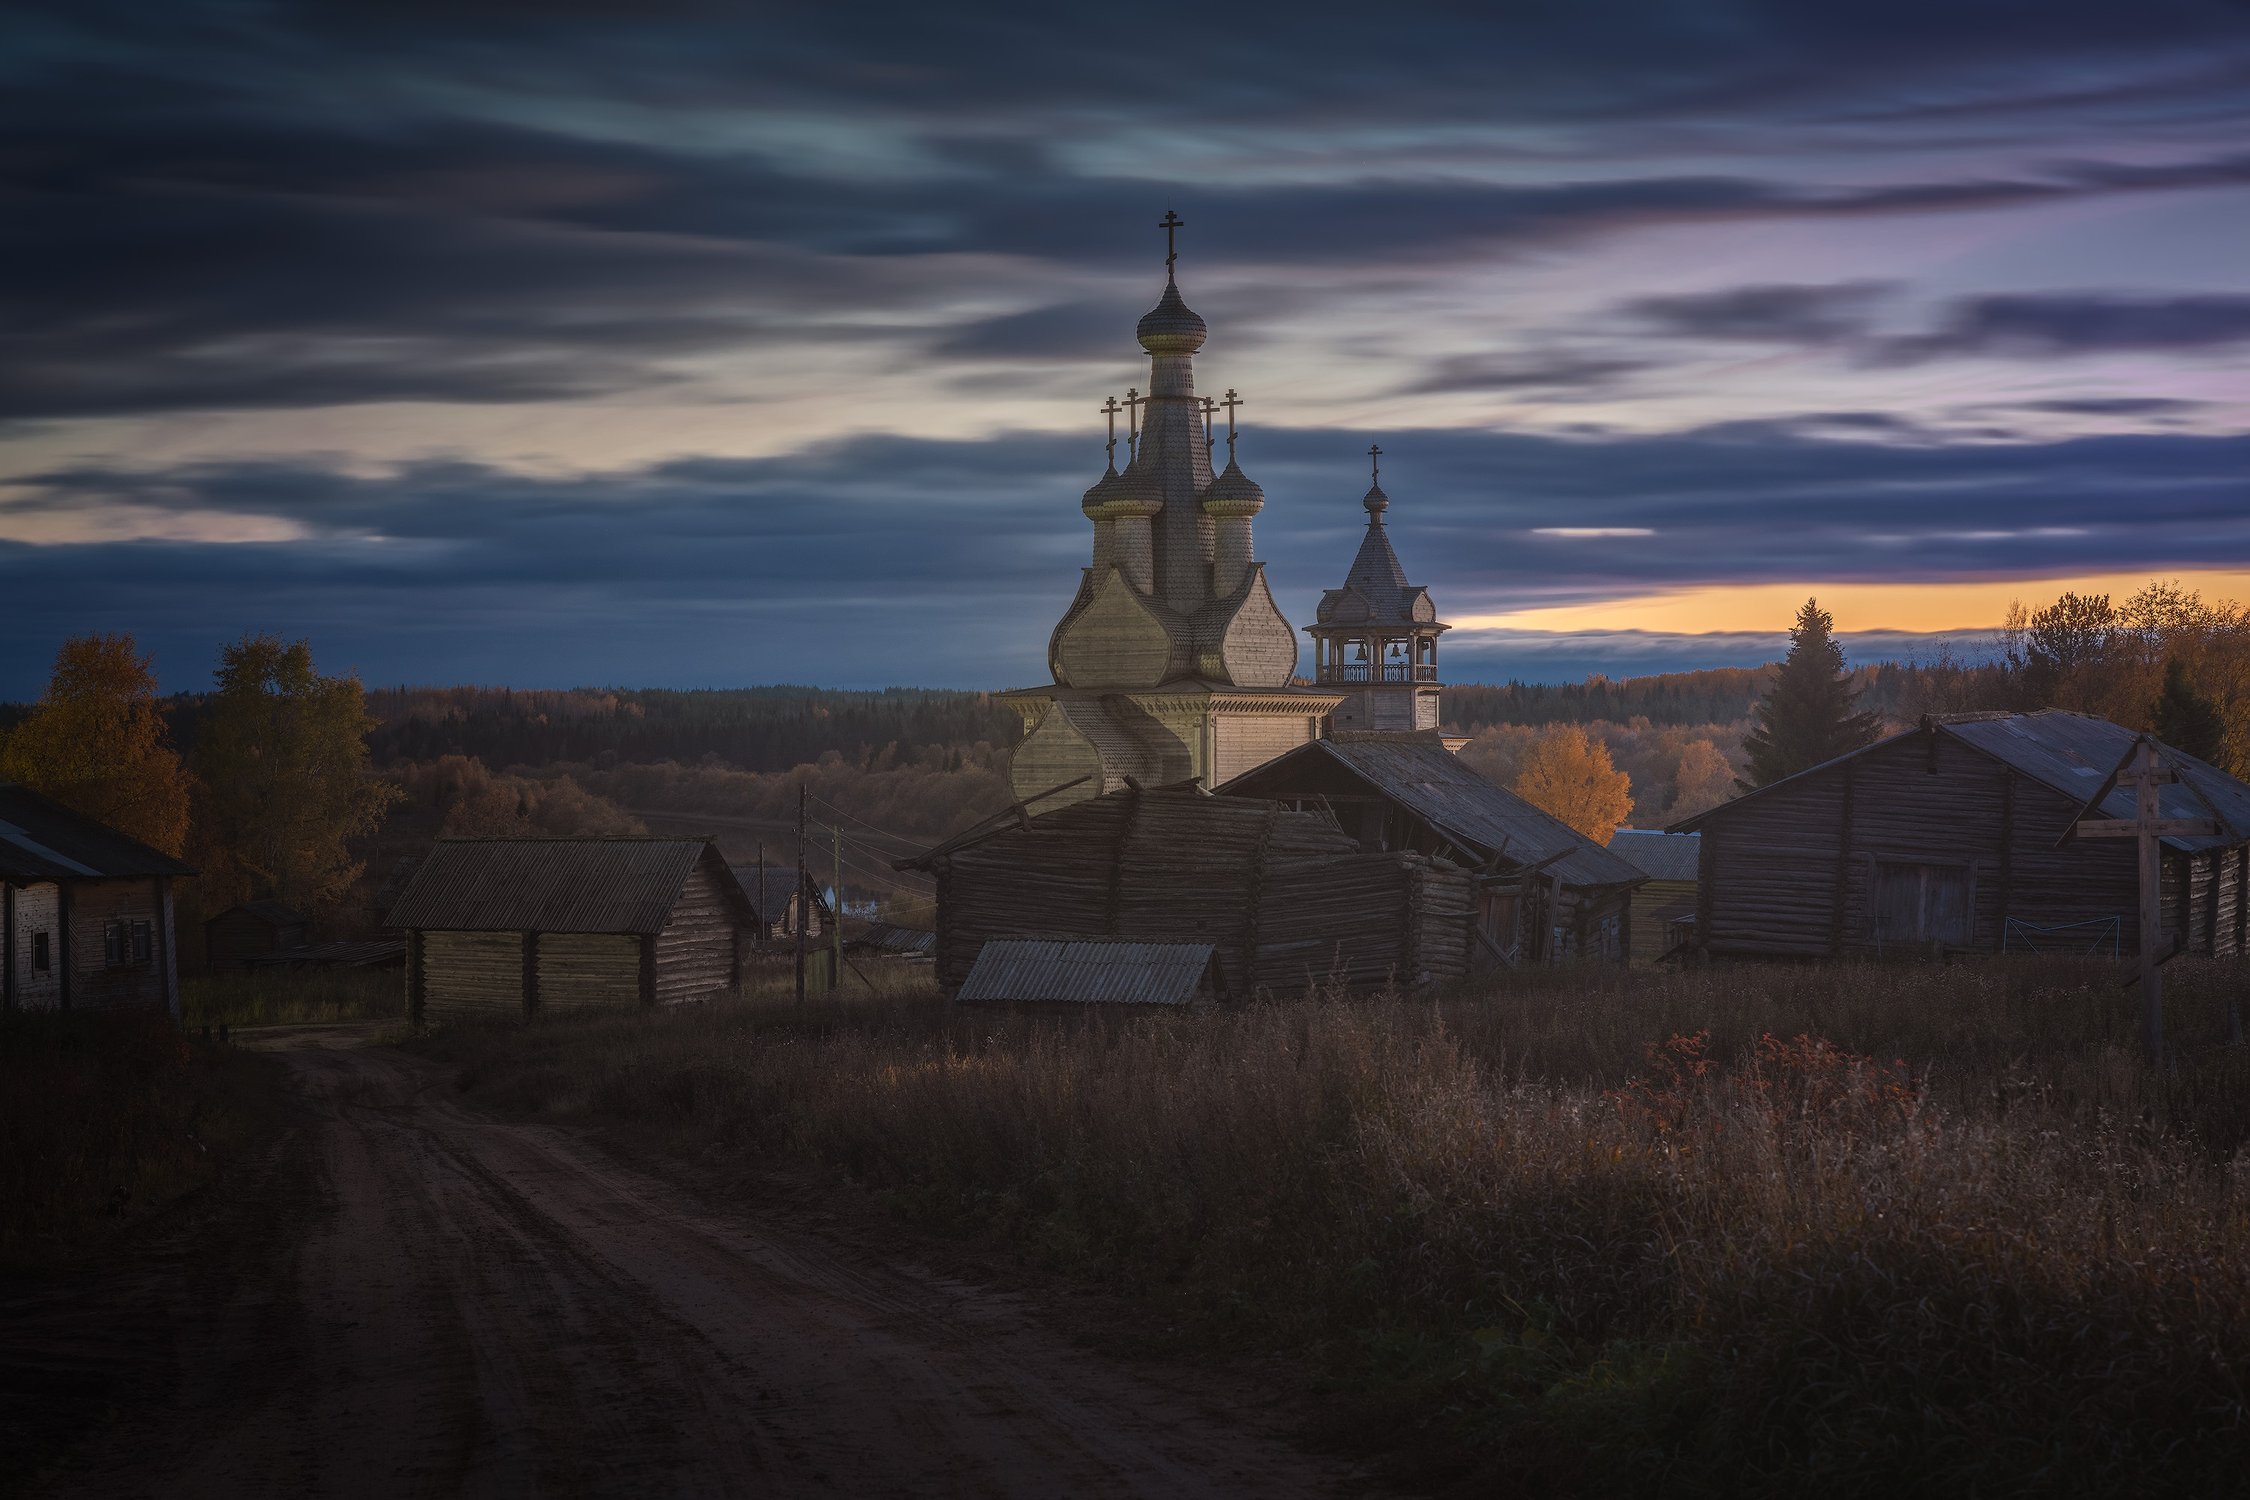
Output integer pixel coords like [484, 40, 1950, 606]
[537, 933, 642, 1010]
[421, 930, 525, 1020]
[653, 859, 742, 1004]
[1697, 727, 2248, 961]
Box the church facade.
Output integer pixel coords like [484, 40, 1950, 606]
[1003, 233, 1340, 809]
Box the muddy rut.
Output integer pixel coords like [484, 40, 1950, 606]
[27, 1042, 1358, 1498]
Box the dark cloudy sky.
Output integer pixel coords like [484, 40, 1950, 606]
[5, 1, 2249, 697]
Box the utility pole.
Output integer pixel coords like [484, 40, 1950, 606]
[2066, 737, 2217, 1064]
[831, 819, 843, 993]
[795, 784, 807, 1006]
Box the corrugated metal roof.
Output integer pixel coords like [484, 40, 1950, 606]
[385, 838, 720, 934]
[1676, 712, 2250, 854]
[1227, 739, 1646, 889]
[956, 939, 1215, 1005]
[856, 922, 936, 956]
[0, 783, 197, 882]
[1941, 711, 2250, 851]
[1608, 829, 1701, 882]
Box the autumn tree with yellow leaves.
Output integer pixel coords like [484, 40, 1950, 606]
[0, 634, 192, 855]
[1511, 724, 1633, 845]
[192, 634, 399, 913]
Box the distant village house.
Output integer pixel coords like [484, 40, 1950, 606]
[1, 783, 194, 1015]
[387, 836, 757, 1024]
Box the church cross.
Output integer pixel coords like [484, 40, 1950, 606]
[1123, 387, 1142, 458]
[1221, 388, 1243, 462]
[1369, 443, 1383, 486]
[1159, 210, 1184, 277]
[1100, 396, 1121, 466]
[1201, 396, 1218, 453]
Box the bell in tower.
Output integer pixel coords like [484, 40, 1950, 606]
[1306, 445, 1448, 734]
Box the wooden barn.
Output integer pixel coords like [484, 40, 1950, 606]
[1674, 711, 2250, 961]
[203, 899, 307, 968]
[1, 783, 195, 1015]
[728, 863, 827, 946]
[387, 837, 757, 1023]
[1219, 734, 1646, 965]
[901, 780, 1474, 998]
[1607, 830, 1701, 964]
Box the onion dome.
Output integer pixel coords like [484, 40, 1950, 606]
[1081, 465, 1125, 515]
[1363, 482, 1390, 520]
[1089, 456, 1163, 517]
[1200, 458, 1265, 518]
[1135, 278, 1208, 355]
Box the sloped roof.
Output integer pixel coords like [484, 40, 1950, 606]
[387, 837, 737, 934]
[1608, 829, 1702, 882]
[728, 863, 829, 921]
[1222, 738, 1646, 889]
[956, 939, 1214, 1005]
[1674, 711, 2250, 853]
[0, 783, 196, 882]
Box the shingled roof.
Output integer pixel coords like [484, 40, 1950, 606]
[0, 783, 196, 882]
[386, 837, 744, 934]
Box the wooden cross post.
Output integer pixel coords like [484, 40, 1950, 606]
[1368, 443, 1382, 487]
[1159, 209, 1184, 276]
[1123, 387, 1141, 459]
[1220, 388, 1243, 463]
[1100, 396, 1121, 468]
[1201, 396, 1218, 453]
[2065, 737, 2219, 1063]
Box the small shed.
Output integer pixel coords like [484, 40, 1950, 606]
[853, 921, 937, 959]
[203, 900, 308, 968]
[1607, 830, 1701, 964]
[386, 837, 757, 1024]
[728, 863, 827, 945]
[1219, 734, 1646, 965]
[901, 780, 1474, 998]
[1, 783, 196, 1015]
[956, 939, 1218, 1005]
[1674, 711, 2250, 961]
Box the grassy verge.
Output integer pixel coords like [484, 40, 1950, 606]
[0, 1007, 282, 1269]
[419, 960, 2250, 1496]
[182, 967, 402, 1028]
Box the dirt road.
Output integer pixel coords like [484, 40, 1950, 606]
[27, 1043, 1358, 1498]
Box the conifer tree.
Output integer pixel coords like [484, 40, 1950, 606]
[2150, 658, 2226, 763]
[0, 634, 191, 855]
[1740, 598, 1881, 789]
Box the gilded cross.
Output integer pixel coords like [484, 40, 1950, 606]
[1123, 387, 1142, 457]
[1369, 443, 1382, 485]
[1159, 210, 1184, 276]
[1100, 396, 1121, 466]
[1220, 388, 1243, 462]
[1201, 396, 1218, 454]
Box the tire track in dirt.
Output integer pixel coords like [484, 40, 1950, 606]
[32, 1043, 1362, 1498]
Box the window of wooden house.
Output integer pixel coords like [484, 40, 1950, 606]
[31, 932, 50, 972]
[131, 920, 153, 964]
[103, 920, 124, 967]
[1872, 861, 1973, 946]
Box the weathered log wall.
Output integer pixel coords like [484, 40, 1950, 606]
[1699, 727, 2247, 960]
[654, 858, 742, 1004]
[932, 787, 1474, 997]
[422, 930, 524, 1020]
[537, 933, 640, 1010]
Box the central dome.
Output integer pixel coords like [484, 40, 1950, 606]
[1135, 279, 1207, 354]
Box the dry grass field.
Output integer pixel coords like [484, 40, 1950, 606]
[419, 958, 2250, 1495]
